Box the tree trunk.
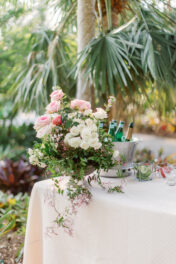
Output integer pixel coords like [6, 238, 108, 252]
[76, 0, 95, 101]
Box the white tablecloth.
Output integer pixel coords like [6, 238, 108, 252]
[23, 176, 176, 264]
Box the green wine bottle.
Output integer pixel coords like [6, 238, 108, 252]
[125, 122, 134, 141]
[115, 121, 124, 142]
[112, 120, 117, 133]
[108, 122, 115, 142]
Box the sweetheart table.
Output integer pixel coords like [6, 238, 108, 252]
[23, 176, 176, 264]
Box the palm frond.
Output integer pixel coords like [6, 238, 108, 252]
[75, 5, 176, 105]
[7, 28, 76, 114]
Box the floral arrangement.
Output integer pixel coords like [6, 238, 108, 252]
[28, 87, 121, 234]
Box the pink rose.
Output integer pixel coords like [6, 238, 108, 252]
[70, 99, 91, 111]
[52, 115, 62, 126]
[50, 89, 64, 101]
[46, 101, 60, 114]
[34, 115, 51, 131]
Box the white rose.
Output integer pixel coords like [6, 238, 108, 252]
[94, 142, 102, 150]
[64, 133, 73, 144]
[90, 124, 98, 132]
[77, 124, 85, 132]
[83, 109, 93, 116]
[113, 150, 120, 160]
[68, 137, 81, 148]
[85, 118, 94, 126]
[89, 138, 99, 147]
[93, 108, 107, 120]
[70, 126, 80, 136]
[36, 125, 52, 138]
[91, 132, 98, 139]
[81, 135, 90, 142]
[81, 127, 92, 139]
[80, 141, 90, 150]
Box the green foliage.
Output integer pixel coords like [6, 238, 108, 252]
[108, 186, 123, 193]
[66, 178, 91, 200]
[0, 124, 37, 160]
[76, 31, 142, 95]
[76, 6, 176, 108]
[0, 0, 77, 115]
[0, 191, 29, 236]
[0, 0, 176, 118]
[11, 28, 76, 113]
[0, 1, 46, 118]
[35, 123, 115, 180]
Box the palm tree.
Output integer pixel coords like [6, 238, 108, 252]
[0, 0, 77, 114]
[75, 0, 176, 115]
[1, 0, 176, 116]
[76, 0, 95, 102]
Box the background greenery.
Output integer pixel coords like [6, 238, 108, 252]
[0, 0, 176, 117]
[0, 2, 175, 262]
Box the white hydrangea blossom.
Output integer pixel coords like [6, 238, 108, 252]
[28, 148, 46, 168]
[36, 125, 52, 139]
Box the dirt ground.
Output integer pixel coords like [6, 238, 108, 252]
[0, 232, 24, 264]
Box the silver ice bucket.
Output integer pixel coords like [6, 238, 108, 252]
[113, 140, 138, 162]
[100, 139, 139, 178]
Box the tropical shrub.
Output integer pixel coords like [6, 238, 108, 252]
[0, 159, 43, 194]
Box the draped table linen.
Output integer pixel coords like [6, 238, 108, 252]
[23, 176, 176, 264]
